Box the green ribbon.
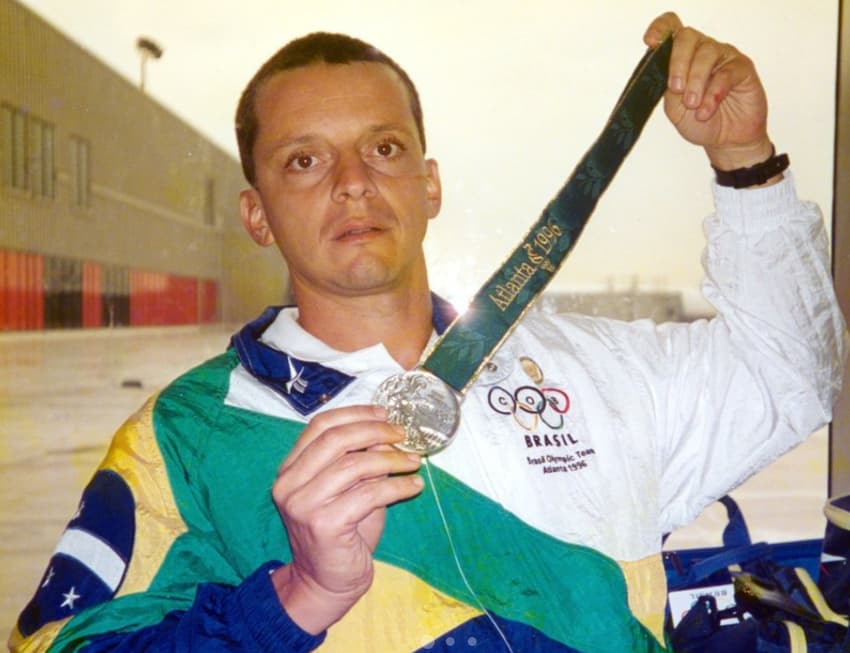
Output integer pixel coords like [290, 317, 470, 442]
[422, 36, 673, 394]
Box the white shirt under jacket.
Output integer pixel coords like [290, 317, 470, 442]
[226, 172, 847, 563]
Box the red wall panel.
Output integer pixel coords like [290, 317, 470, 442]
[129, 269, 141, 326]
[0, 250, 7, 330]
[82, 262, 103, 328]
[24, 253, 40, 330]
[9, 250, 21, 330]
[166, 275, 198, 325]
[22, 253, 32, 330]
[33, 253, 44, 330]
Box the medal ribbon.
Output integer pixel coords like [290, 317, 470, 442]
[420, 37, 673, 394]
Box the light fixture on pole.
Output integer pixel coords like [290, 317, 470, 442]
[136, 37, 163, 92]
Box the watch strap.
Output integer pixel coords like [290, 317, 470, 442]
[713, 149, 789, 189]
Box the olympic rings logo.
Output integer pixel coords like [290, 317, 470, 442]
[487, 385, 570, 430]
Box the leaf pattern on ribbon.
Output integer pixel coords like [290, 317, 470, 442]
[612, 111, 636, 149]
[639, 65, 667, 102]
[575, 159, 606, 198]
[438, 329, 490, 368]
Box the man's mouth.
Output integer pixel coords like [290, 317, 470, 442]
[335, 225, 383, 240]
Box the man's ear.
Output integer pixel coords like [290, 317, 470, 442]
[239, 188, 275, 247]
[424, 158, 442, 220]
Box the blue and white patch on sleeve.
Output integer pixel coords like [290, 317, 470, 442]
[17, 469, 135, 636]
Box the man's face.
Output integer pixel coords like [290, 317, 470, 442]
[240, 61, 441, 302]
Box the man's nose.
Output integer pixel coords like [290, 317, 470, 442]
[331, 153, 378, 202]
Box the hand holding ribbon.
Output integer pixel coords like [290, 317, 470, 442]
[644, 11, 774, 172]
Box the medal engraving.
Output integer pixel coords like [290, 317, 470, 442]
[374, 370, 461, 455]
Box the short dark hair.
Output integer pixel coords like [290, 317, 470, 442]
[235, 32, 426, 185]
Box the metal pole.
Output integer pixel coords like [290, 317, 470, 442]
[830, 0, 850, 498]
[135, 37, 163, 93]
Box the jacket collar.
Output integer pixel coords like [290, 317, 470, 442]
[230, 293, 457, 416]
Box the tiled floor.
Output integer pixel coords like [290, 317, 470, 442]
[0, 327, 831, 643]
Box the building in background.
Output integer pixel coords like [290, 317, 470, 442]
[0, 0, 288, 331]
[535, 288, 687, 323]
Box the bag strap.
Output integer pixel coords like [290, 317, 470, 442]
[681, 543, 771, 585]
[719, 495, 753, 549]
[665, 496, 759, 585]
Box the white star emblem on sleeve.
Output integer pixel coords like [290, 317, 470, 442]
[60, 586, 81, 610]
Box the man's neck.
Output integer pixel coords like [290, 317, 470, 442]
[294, 286, 433, 370]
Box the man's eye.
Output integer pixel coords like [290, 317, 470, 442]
[286, 153, 317, 170]
[374, 140, 404, 158]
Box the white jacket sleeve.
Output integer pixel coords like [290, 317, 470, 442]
[657, 171, 847, 533]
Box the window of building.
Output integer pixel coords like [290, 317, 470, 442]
[204, 176, 216, 226]
[0, 105, 11, 187]
[1, 103, 28, 191]
[1, 104, 55, 198]
[42, 123, 55, 198]
[204, 177, 215, 227]
[70, 135, 90, 207]
[28, 117, 41, 194]
[29, 116, 55, 198]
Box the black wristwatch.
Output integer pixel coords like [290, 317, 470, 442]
[712, 148, 790, 189]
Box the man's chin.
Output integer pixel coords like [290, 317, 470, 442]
[338, 257, 397, 291]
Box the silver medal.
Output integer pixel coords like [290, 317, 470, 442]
[373, 369, 461, 455]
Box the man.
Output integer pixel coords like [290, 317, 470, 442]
[11, 11, 846, 653]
